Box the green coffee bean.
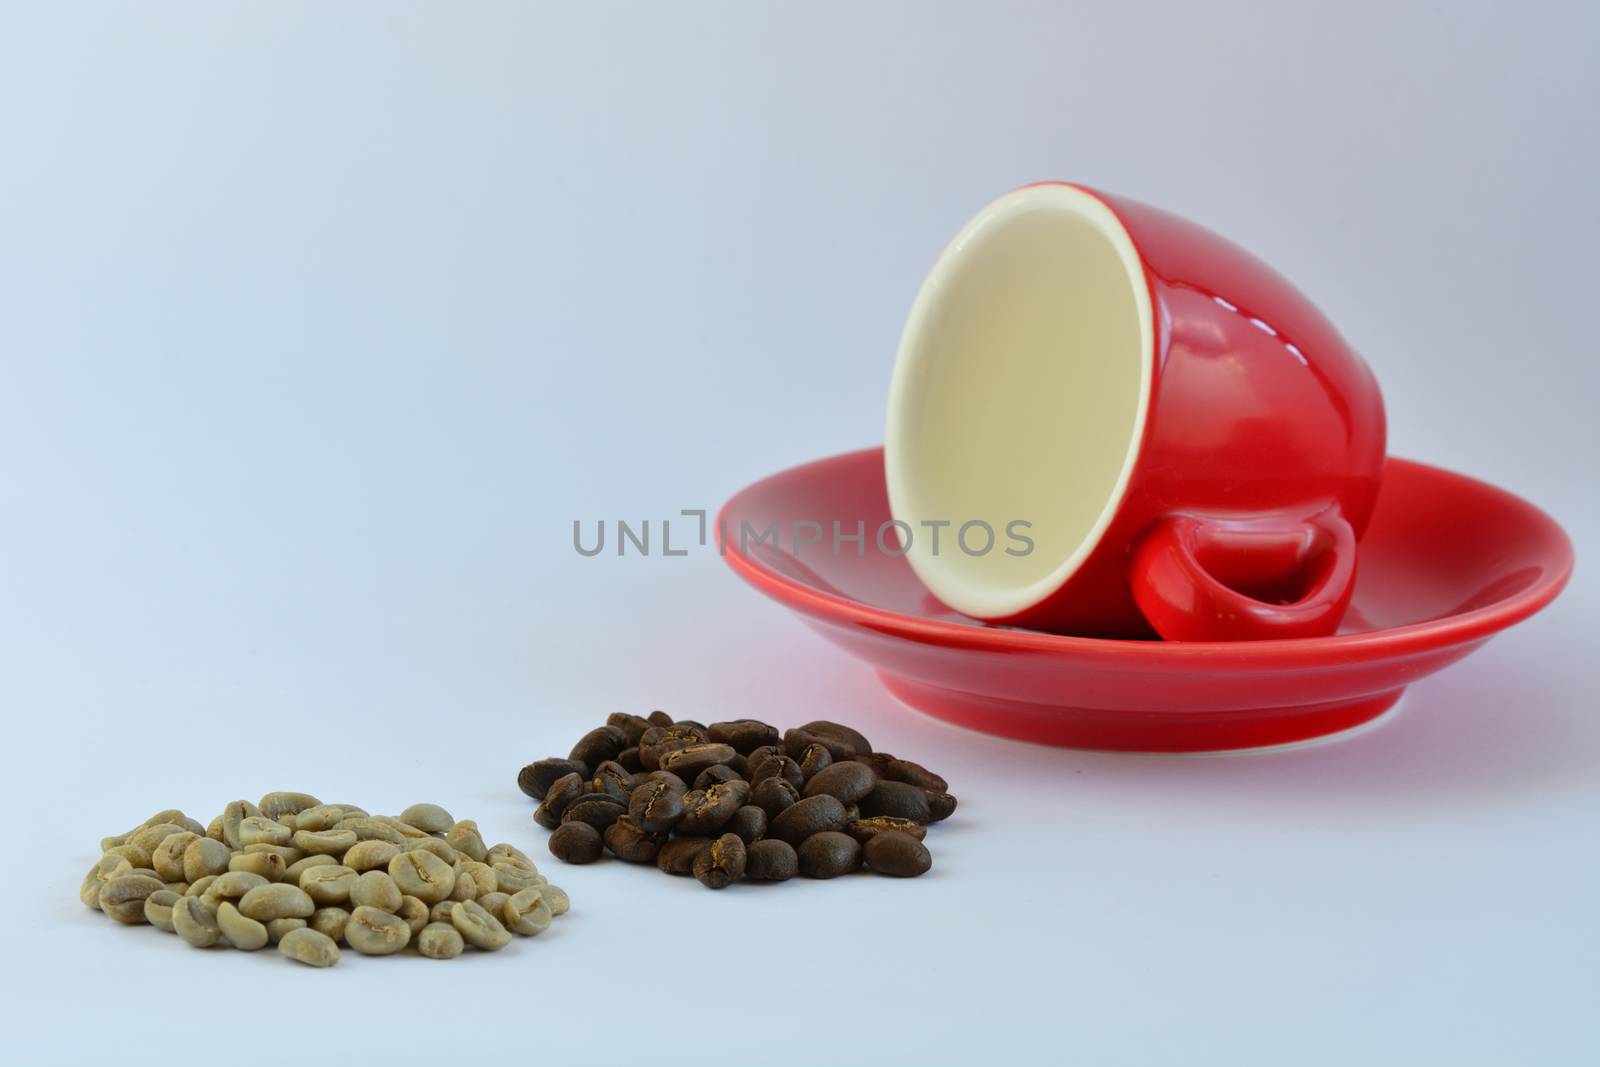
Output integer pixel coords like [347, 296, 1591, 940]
[445, 821, 487, 862]
[374, 816, 429, 841]
[165, 881, 188, 894]
[350, 870, 403, 913]
[416, 922, 464, 960]
[299, 865, 357, 905]
[266, 917, 306, 943]
[284, 854, 339, 883]
[237, 883, 314, 922]
[237, 816, 292, 847]
[490, 861, 543, 894]
[399, 803, 453, 834]
[503, 888, 553, 936]
[258, 792, 320, 821]
[100, 834, 127, 852]
[228, 851, 286, 882]
[475, 891, 510, 919]
[243, 842, 303, 864]
[345, 906, 410, 955]
[485, 843, 534, 869]
[310, 907, 350, 942]
[186, 875, 219, 898]
[459, 861, 497, 897]
[203, 871, 269, 903]
[182, 838, 232, 883]
[105, 842, 153, 869]
[388, 850, 456, 905]
[99, 873, 164, 924]
[404, 837, 458, 865]
[278, 927, 340, 967]
[396, 895, 429, 937]
[292, 805, 346, 832]
[292, 829, 356, 856]
[428, 900, 457, 924]
[337, 818, 408, 847]
[151, 832, 199, 881]
[450, 900, 511, 951]
[173, 896, 221, 947]
[144, 889, 181, 932]
[220, 800, 258, 849]
[541, 884, 570, 916]
[129, 823, 188, 855]
[341, 840, 400, 873]
[217, 901, 269, 951]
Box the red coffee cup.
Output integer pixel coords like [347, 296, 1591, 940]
[885, 182, 1385, 641]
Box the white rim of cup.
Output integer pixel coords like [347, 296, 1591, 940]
[884, 183, 1155, 619]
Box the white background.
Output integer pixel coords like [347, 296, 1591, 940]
[3, 3, 1597, 1064]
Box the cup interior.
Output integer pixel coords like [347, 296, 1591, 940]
[885, 184, 1152, 619]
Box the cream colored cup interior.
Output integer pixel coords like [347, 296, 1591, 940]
[884, 184, 1152, 619]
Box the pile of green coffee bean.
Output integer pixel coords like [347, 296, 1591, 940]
[80, 794, 569, 967]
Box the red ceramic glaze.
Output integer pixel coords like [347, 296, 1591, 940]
[889, 183, 1386, 640]
[719, 448, 1572, 752]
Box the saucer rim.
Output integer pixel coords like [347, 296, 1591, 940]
[717, 448, 1574, 666]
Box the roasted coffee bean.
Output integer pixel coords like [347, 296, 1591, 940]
[750, 776, 800, 820]
[707, 719, 780, 754]
[882, 758, 948, 792]
[803, 761, 876, 805]
[728, 805, 767, 844]
[692, 764, 742, 791]
[638, 726, 703, 771]
[672, 719, 710, 736]
[518, 758, 589, 800]
[655, 836, 710, 876]
[744, 839, 798, 882]
[676, 783, 743, 836]
[851, 752, 898, 776]
[533, 800, 563, 831]
[606, 711, 654, 746]
[796, 831, 862, 878]
[646, 710, 674, 728]
[548, 821, 603, 864]
[796, 743, 832, 781]
[693, 833, 747, 890]
[628, 779, 686, 833]
[846, 816, 927, 843]
[863, 830, 932, 877]
[770, 794, 850, 846]
[569, 725, 629, 768]
[858, 780, 931, 823]
[560, 794, 626, 832]
[746, 745, 781, 771]
[925, 791, 958, 823]
[799, 720, 873, 757]
[617, 746, 644, 773]
[750, 754, 804, 791]
[591, 761, 637, 803]
[603, 816, 664, 863]
[784, 725, 865, 762]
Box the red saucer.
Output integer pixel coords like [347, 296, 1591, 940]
[718, 449, 1573, 752]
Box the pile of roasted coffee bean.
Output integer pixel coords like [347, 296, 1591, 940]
[518, 714, 953, 888]
[80, 794, 569, 967]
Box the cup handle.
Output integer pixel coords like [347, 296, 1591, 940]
[1128, 507, 1357, 642]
